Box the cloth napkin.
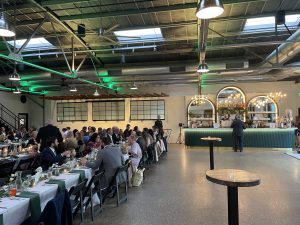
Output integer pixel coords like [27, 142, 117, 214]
[46, 179, 66, 191]
[17, 191, 41, 225]
[69, 170, 86, 182]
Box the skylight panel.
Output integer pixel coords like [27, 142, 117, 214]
[114, 28, 163, 43]
[244, 14, 300, 32]
[7, 37, 54, 51]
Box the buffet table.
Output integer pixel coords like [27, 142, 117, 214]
[184, 128, 295, 149]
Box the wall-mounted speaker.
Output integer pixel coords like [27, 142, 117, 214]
[20, 95, 27, 104]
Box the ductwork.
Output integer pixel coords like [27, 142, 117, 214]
[261, 28, 300, 67]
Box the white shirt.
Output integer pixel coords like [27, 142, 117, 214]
[49, 147, 56, 156]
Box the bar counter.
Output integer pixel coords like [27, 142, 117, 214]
[184, 128, 295, 149]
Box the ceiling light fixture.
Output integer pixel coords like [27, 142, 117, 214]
[9, 69, 21, 81]
[13, 88, 21, 94]
[197, 63, 209, 73]
[196, 0, 224, 19]
[130, 82, 138, 90]
[69, 87, 77, 92]
[0, 3, 15, 37]
[93, 89, 100, 96]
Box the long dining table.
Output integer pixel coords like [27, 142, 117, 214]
[0, 167, 92, 225]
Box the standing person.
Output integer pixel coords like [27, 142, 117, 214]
[107, 128, 114, 144]
[231, 115, 246, 152]
[36, 120, 63, 152]
[123, 124, 132, 140]
[154, 115, 164, 137]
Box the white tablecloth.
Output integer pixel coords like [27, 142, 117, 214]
[1, 167, 92, 225]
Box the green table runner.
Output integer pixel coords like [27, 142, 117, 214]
[0, 213, 3, 225]
[46, 179, 66, 191]
[17, 191, 41, 225]
[69, 170, 86, 182]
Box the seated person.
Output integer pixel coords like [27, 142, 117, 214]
[80, 136, 124, 187]
[64, 131, 78, 157]
[7, 130, 15, 141]
[40, 137, 70, 171]
[26, 131, 38, 147]
[16, 127, 30, 140]
[128, 135, 142, 171]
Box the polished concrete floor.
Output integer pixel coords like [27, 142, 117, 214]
[76, 144, 300, 225]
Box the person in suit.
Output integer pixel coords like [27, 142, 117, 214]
[80, 136, 124, 187]
[107, 127, 114, 144]
[112, 126, 122, 145]
[231, 114, 246, 152]
[123, 124, 132, 140]
[36, 120, 63, 152]
[40, 137, 70, 171]
[154, 115, 164, 136]
[136, 131, 147, 154]
[16, 127, 30, 140]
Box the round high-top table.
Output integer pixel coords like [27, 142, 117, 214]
[201, 137, 222, 170]
[206, 169, 260, 225]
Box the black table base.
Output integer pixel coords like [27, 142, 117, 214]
[227, 186, 239, 225]
[209, 141, 214, 170]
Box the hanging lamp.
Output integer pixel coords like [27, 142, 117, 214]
[196, 0, 224, 20]
[197, 62, 209, 73]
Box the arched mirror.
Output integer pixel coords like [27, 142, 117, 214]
[217, 87, 246, 127]
[187, 98, 215, 128]
[247, 96, 278, 127]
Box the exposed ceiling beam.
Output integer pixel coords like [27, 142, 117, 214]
[15, 1, 291, 27]
[28, 0, 103, 66]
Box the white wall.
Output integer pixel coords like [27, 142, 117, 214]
[0, 91, 45, 129]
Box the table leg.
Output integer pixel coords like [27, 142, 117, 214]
[209, 141, 214, 170]
[227, 186, 239, 225]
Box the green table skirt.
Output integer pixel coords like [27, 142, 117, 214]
[184, 128, 296, 148]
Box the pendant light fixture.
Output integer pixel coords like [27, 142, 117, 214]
[130, 82, 138, 90]
[69, 87, 77, 92]
[0, 2, 15, 37]
[93, 89, 100, 96]
[9, 68, 21, 81]
[197, 62, 209, 73]
[13, 88, 21, 94]
[196, 0, 224, 20]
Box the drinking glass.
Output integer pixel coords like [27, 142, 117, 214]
[9, 184, 17, 197]
[22, 175, 31, 191]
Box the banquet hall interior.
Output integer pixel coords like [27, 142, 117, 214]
[0, 0, 299, 225]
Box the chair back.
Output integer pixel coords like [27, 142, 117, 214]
[14, 157, 34, 172]
[0, 161, 15, 178]
[69, 179, 87, 197]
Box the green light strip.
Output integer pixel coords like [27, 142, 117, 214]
[0, 54, 117, 91]
[0, 86, 46, 95]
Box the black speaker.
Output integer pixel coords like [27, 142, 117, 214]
[78, 24, 86, 37]
[20, 95, 27, 104]
[276, 10, 285, 25]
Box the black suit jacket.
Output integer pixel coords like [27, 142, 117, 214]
[136, 136, 147, 153]
[40, 147, 65, 171]
[112, 133, 121, 144]
[231, 119, 246, 136]
[36, 125, 63, 151]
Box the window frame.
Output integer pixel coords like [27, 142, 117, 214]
[92, 100, 125, 121]
[57, 102, 88, 122]
[130, 99, 165, 121]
